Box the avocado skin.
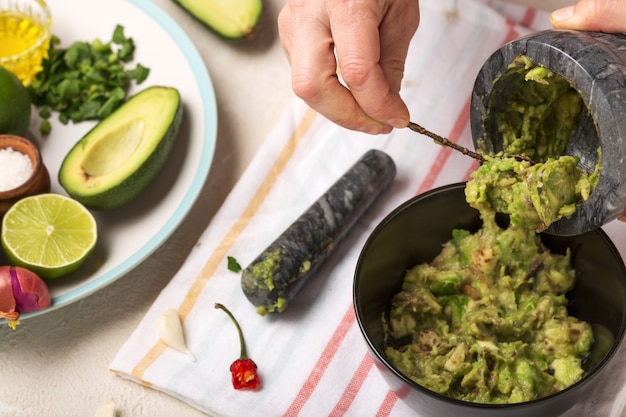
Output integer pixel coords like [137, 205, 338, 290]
[173, 0, 262, 39]
[59, 86, 183, 210]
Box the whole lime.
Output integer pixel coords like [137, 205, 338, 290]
[0, 66, 32, 136]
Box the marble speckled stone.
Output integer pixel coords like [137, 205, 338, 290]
[241, 149, 396, 313]
[471, 30, 626, 235]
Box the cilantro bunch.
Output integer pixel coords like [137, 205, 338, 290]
[28, 24, 150, 134]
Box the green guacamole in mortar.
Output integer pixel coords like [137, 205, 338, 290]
[470, 55, 601, 232]
[385, 56, 598, 404]
[487, 55, 584, 161]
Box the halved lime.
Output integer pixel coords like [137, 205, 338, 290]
[1, 193, 98, 279]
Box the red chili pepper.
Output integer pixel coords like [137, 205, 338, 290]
[230, 358, 260, 389]
[215, 303, 261, 390]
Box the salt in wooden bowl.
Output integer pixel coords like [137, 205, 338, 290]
[0, 134, 50, 216]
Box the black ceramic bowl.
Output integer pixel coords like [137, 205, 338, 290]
[354, 182, 626, 417]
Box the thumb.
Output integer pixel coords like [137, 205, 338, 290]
[551, 0, 626, 33]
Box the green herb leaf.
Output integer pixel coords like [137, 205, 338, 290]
[227, 256, 242, 273]
[39, 119, 51, 135]
[27, 24, 150, 134]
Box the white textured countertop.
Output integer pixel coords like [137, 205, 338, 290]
[0, 0, 575, 416]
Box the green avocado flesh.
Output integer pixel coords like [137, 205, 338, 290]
[482, 55, 584, 162]
[472, 55, 600, 231]
[465, 154, 599, 232]
[385, 56, 597, 404]
[385, 212, 594, 404]
[174, 0, 262, 39]
[59, 86, 182, 210]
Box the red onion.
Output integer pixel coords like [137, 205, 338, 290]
[0, 266, 51, 329]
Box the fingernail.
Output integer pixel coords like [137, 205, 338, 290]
[551, 6, 574, 22]
[386, 118, 409, 129]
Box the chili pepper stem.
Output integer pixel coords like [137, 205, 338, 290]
[215, 303, 248, 360]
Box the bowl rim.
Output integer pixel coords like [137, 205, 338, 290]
[353, 181, 626, 409]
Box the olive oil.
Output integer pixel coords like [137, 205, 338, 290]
[0, 8, 51, 86]
[0, 11, 42, 56]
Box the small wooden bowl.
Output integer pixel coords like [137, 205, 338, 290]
[0, 134, 51, 217]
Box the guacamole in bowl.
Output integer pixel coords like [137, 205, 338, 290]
[385, 208, 592, 404]
[354, 183, 626, 417]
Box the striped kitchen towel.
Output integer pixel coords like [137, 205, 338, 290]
[110, 1, 626, 416]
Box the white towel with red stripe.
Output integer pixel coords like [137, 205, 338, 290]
[110, 1, 626, 416]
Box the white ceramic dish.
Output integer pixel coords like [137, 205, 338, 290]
[4, 0, 217, 320]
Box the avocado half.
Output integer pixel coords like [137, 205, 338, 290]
[59, 86, 182, 210]
[174, 0, 262, 39]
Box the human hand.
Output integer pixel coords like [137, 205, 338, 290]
[278, 0, 420, 134]
[551, 0, 626, 33]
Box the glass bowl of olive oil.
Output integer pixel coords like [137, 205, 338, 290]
[0, 0, 51, 86]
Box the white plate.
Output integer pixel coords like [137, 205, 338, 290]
[10, 0, 217, 320]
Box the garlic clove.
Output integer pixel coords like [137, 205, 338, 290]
[157, 308, 195, 361]
[95, 399, 116, 417]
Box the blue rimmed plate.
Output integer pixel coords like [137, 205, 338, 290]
[10, 0, 217, 320]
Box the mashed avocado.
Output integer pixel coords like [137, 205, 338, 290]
[482, 55, 584, 162]
[385, 211, 594, 403]
[469, 55, 601, 232]
[385, 55, 597, 404]
[465, 154, 599, 232]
